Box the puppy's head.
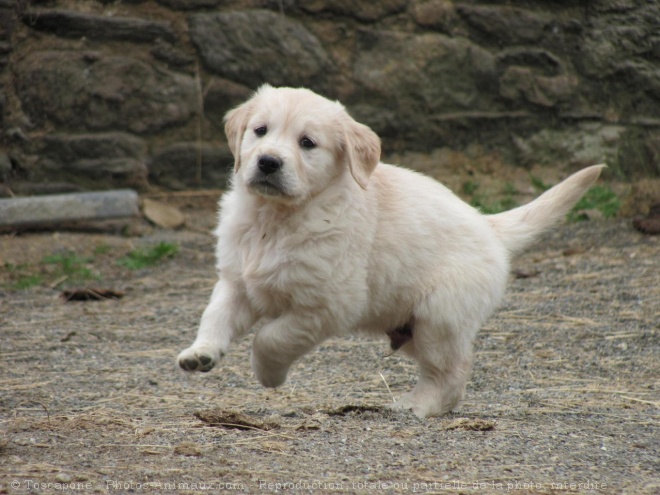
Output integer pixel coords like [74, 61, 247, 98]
[224, 85, 381, 205]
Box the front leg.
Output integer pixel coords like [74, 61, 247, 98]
[251, 312, 331, 388]
[178, 279, 255, 372]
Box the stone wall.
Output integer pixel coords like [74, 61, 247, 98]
[1, 0, 659, 194]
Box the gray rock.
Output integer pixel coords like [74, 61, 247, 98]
[0, 40, 9, 70]
[3, 0, 659, 187]
[7, 182, 83, 197]
[616, 128, 660, 178]
[40, 133, 147, 163]
[22, 9, 176, 43]
[578, 3, 660, 77]
[496, 48, 564, 77]
[347, 103, 406, 144]
[347, 29, 498, 146]
[0, 151, 11, 180]
[157, 0, 222, 9]
[0, 1, 15, 71]
[15, 51, 196, 133]
[410, 0, 461, 34]
[0, 2, 16, 40]
[150, 39, 195, 68]
[499, 66, 578, 108]
[299, 0, 407, 22]
[36, 133, 148, 188]
[457, 5, 553, 44]
[354, 30, 496, 110]
[513, 123, 626, 169]
[189, 10, 330, 87]
[0, 86, 5, 122]
[149, 142, 233, 189]
[203, 79, 252, 129]
[64, 158, 147, 183]
[575, 2, 660, 125]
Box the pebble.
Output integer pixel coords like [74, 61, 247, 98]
[55, 474, 73, 483]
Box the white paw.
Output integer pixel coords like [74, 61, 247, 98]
[387, 393, 427, 419]
[251, 351, 289, 388]
[177, 344, 222, 372]
[387, 391, 462, 419]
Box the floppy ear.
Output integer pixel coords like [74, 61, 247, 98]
[342, 118, 381, 189]
[223, 98, 256, 172]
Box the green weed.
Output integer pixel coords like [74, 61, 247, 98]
[463, 181, 519, 214]
[42, 252, 98, 283]
[502, 182, 518, 196]
[117, 242, 179, 270]
[530, 175, 551, 192]
[3, 251, 100, 290]
[568, 184, 620, 222]
[520, 175, 618, 222]
[462, 180, 479, 196]
[93, 244, 113, 255]
[12, 275, 43, 290]
[5, 263, 42, 290]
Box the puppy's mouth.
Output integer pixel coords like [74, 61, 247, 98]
[247, 177, 290, 198]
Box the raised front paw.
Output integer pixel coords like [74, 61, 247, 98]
[177, 345, 221, 372]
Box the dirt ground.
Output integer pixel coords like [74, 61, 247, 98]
[0, 172, 658, 494]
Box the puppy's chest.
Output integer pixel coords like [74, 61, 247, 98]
[236, 229, 331, 315]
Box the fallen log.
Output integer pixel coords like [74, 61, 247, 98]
[0, 190, 140, 229]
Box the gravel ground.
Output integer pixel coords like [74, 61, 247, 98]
[0, 197, 658, 495]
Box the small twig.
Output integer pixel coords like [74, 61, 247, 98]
[206, 422, 266, 432]
[96, 444, 172, 449]
[224, 432, 295, 446]
[379, 372, 395, 403]
[254, 447, 294, 456]
[620, 396, 660, 407]
[49, 275, 68, 289]
[15, 401, 51, 425]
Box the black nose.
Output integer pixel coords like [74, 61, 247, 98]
[258, 155, 282, 175]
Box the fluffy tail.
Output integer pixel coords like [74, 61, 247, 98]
[488, 164, 605, 255]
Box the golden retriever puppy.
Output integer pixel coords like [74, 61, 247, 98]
[178, 84, 604, 418]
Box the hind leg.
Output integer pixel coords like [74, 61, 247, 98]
[388, 252, 507, 418]
[388, 315, 477, 418]
[251, 311, 335, 388]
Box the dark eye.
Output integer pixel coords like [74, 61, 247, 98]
[255, 126, 267, 137]
[300, 136, 316, 149]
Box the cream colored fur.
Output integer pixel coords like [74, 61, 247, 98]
[178, 85, 604, 418]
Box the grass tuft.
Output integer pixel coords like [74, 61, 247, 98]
[42, 252, 98, 283]
[568, 184, 621, 222]
[117, 242, 179, 270]
[463, 181, 519, 214]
